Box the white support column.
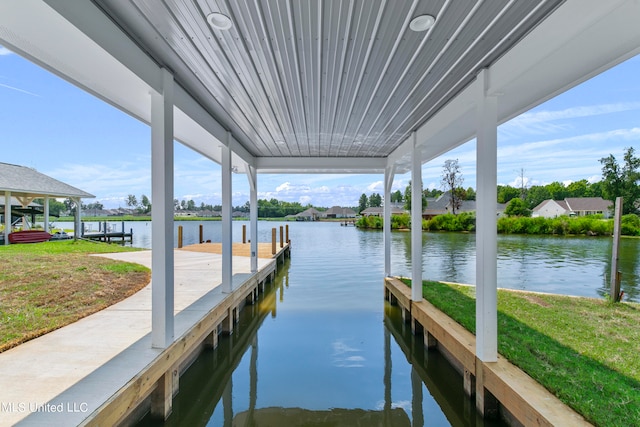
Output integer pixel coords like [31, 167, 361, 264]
[221, 133, 233, 292]
[43, 196, 50, 232]
[3, 191, 10, 245]
[74, 198, 81, 240]
[247, 165, 258, 273]
[151, 68, 175, 349]
[411, 132, 423, 302]
[383, 165, 395, 277]
[475, 69, 498, 362]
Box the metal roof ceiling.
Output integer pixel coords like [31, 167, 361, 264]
[92, 0, 563, 159]
[1, 0, 639, 175]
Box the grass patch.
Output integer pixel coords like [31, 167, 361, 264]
[0, 240, 149, 352]
[399, 278, 640, 427]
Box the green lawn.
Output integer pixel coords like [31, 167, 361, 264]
[0, 240, 149, 352]
[400, 278, 640, 427]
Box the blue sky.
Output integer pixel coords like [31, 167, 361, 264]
[1, 44, 639, 209]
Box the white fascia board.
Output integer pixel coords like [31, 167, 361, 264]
[490, 0, 640, 123]
[255, 157, 386, 174]
[387, 0, 640, 173]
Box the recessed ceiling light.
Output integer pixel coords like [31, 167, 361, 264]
[410, 14, 436, 32]
[207, 12, 232, 30]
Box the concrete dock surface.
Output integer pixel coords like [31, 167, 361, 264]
[0, 247, 275, 426]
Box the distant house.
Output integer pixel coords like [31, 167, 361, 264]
[295, 207, 321, 221]
[322, 206, 357, 219]
[532, 197, 612, 218]
[422, 192, 505, 219]
[360, 206, 407, 217]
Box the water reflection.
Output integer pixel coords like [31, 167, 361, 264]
[137, 267, 506, 426]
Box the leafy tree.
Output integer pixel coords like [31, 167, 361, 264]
[546, 181, 568, 201]
[497, 185, 520, 204]
[174, 199, 180, 210]
[600, 146, 640, 215]
[140, 195, 151, 214]
[64, 198, 77, 214]
[441, 159, 464, 214]
[369, 193, 382, 207]
[358, 193, 368, 213]
[505, 198, 531, 217]
[86, 201, 104, 211]
[186, 199, 196, 211]
[403, 181, 427, 211]
[34, 198, 66, 216]
[525, 185, 552, 209]
[464, 187, 476, 201]
[126, 194, 137, 208]
[390, 190, 403, 203]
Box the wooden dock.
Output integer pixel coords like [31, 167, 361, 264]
[81, 221, 133, 243]
[384, 277, 592, 427]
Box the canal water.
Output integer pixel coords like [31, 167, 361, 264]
[66, 220, 640, 302]
[55, 220, 640, 425]
[134, 221, 508, 426]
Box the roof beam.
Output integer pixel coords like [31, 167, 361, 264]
[255, 157, 386, 174]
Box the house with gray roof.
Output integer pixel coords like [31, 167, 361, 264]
[321, 206, 357, 219]
[1, 162, 94, 243]
[532, 197, 612, 218]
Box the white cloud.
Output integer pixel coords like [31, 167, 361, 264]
[0, 82, 40, 97]
[366, 180, 383, 192]
[0, 46, 13, 56]
[501, 103, 640, 137]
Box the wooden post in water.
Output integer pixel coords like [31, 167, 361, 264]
[243, 224, 247, 244]
[178, 225, 183, 249]
[199, 224, 203, 244]
[286, 224, 289, 244]
[271, 228, 276, 255]
[279, 226, 284, 248]
[610, 197, 623, 302]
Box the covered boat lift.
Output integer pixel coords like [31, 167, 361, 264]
[1, 0, 639, 418]
[0, 162, 95, 244]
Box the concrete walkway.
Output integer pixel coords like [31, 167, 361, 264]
[0, 249, 272, 426]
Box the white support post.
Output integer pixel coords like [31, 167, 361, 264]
[151, 68, 175, 349]
[475, 69, 498, 362]
[384, 165, 395, 277]
[74, 198, 81, 240]
[411, 132, 423, 302]
[247, 165, 258, 273]
[44, 196, 50, 232]
[221, 134, 233, 292]
[3, 191, 10, 245]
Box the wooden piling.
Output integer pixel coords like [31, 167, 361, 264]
[199, 224, 203, 244]
[272, 228, 276, 255]
[286, 224, 289, 243]
[610, 196, 623, 302]
[279, 226, 284, 248]
[178, 225, 183, 248]
[243, 224, 247, 244]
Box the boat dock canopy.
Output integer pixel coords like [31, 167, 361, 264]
[0, 162, 94, 200]
[2, 1, 638, 174]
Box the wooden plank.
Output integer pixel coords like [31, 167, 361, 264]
[412, 299, 476, 375]
[482, 358, 592, 427]
[384, 277, 412, 310]
[81, 294, 234, 426]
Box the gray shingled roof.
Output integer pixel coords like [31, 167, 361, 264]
[0, 163, 94, 199]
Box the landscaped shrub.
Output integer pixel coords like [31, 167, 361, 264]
[621, 214, 640, 236]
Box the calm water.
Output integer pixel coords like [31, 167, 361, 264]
[135, 221, 506, 426]
[66, 220, 640, 302]
[54, 220, 640, 425]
